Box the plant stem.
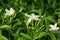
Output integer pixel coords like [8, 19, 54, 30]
[0, 29, 2, 35]
[32, 20, 34, 27]
[26, 23, 28, 34]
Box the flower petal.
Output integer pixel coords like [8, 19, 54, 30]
[10, 8, 14, 13]
[25, 14, 31, 17]
[5, 9, 9, 13]
[27, 17, 32, 25]
[50, 25, 54, 28]
[34, 18, 40, 20]
[34, 15, 40, 18]
[56, 27, 59, 30]
[5, 13, 9, 16]
[55, 23, 57, 27]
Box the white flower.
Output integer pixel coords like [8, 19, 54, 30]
[5, 8, 15, 16]
[50, 23, 59, 30]
[25, 13, 40, 25]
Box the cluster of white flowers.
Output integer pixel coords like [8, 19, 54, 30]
[25, 13, 59, 30]
[5, 8, 59, 31]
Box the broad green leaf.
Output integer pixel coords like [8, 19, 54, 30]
[0, 35, 8, 40]
[20, 33, 31, 39]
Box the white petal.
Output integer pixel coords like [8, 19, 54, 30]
[56, 27, 59, 30]
[34, 15, 40, 18]
[31, 13, 34, 16]
[55, 23, 57, 27]
[50, 25, 54, 28]
[34, 18, 40, 20]
[5, 13, 9, 16]
[25, 14, 31, 17]
[10, 8, 14, 13]
[5, 9, 9, 13]
[27, 17, 32, 25]
[10, 8, 13, 11]
[31, 13, 39, 17]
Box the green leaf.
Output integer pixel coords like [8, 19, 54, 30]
[50, 30, 60, 35]
[45, 19, 50, 32]
[50, 30, 60, 33]
[35, 25, 44, 33]
[20, 33, 31, 39]
[13, 22, 21, 28]
[0, 25, 14, 35]
[17, 37, 27, 40]
[35, 32, 48, 39]
[30, 10, 39, 13]
[52, 0, 56, 8]
[0, 35, 8, 40]
[48, 0, 52, 5]
[48, 32, 56, 40]
[46, 16, 56, 23]
[0, 25, 11, 29]
[0, 8, 2, 12]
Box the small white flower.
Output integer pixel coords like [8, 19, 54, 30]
[50, 23, 59, 30]
[5, 8, 15, 16]
[25, 13, 40, 25]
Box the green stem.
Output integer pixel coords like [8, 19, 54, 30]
[2, 16, 4, 24]
[31, 32, 35, 40]
[35, 20, 37, 26]
[8, 34, 11, 40]
[0, 29, 2, 35]
[36, 20, 40, 27]
[9, 17, 12, 24]
[31, 20, 34, 33]
[32, 3, 34, 10]
[32, 20, 34, 27]
[26, 22, 28, 34]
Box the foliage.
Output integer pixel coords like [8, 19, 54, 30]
[0, 0, 60, 40]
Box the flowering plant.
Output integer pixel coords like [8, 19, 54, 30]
[0, 0, 60, 40]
